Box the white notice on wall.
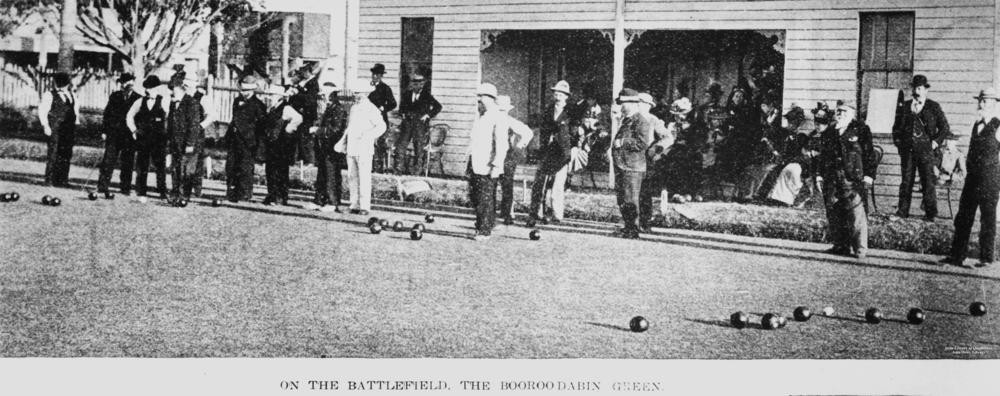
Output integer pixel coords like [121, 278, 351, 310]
[867, 89, 901, 134]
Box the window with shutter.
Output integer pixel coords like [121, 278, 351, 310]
[858, 12, 914, 116]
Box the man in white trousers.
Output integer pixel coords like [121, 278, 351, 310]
[335, 94, 387, 215]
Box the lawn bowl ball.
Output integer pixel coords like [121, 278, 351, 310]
[865, 308, 883, 324]
[776, 315, 788, 328]
[369, 223, 383, 234]
[822, 306, 835, 316]
[761, 313, 780, 330]
[693, 195, 704, 202]
[970, 302, 987, 317]
[88, 192, 98, 201]
[529, 229, 541, 241]
[176, 199, 188, 208]
[412, 223, 425, 232]
[410, 229, 423, 240]
[684, 194, 693, 202]
[367, 216, 380, 227]
[729, 311, 749, 329]
[42, 195, 51, 205]
[50, 197, 61, 206]
[211, 198, 222, 207]
[105, 192, 115, 200]
[793, 306, 812, 322]
[670, 194, 685, 203]
[10, 192, 18, 201]
[0, 193, 9, 202]
[392, 221, 406, 232]
[629, 316, 649, 333]
[907, 308, 926, 325]
[379, 219, 390, 228]
[424, 214, 435, 223]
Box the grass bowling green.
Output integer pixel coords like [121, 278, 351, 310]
[1, 163, 999, 358]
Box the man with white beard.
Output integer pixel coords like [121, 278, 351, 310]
[815, 103, 876, 259]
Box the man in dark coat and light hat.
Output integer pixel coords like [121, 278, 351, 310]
[97, 72, 142, 197]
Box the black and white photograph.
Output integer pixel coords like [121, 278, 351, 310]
[0, 0, 999, 394]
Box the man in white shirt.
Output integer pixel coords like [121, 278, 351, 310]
[466, 83, 509, 240]
[335, 93, 387, 215]
[494, 95, 534, 225]
[38, 72, 81, 187]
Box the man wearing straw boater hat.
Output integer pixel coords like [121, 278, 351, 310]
[892, 74, 951, 221]
[128, 75, 170, 199]
[612, 88, 654, 239]
[39, 72, 80, 187]
[529, 79, 575, 225]
[97, 72, 142, 198]
[939, 88, 1000, 269]
[224, 75, 267, 203]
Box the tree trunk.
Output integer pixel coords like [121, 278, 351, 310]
[57, 0, 77, 72]
[132, 39, 146, 84]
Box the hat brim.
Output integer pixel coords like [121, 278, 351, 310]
[550, 87, 571, 95]
[670, 109, 691, 115]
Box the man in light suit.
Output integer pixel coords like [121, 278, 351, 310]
[612, 88, 654, 239]
[335, 94, 387, 215]
[467, 83, 510, 241]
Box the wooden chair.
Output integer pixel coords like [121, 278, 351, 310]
[424, 123, 449, 177]
[866, 145, 884, 213]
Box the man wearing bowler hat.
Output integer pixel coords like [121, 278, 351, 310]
[39, 72, 80, 187]
[394, 71, 442, 174]
[939, 88, 1000, 269]
[97, 73, 142, 197]
[612, 88, 654, 239]
[224, 75, 267, 203]
[892, 74, 952, 221]
[529, 80, 575, 224]
[368, 63, 396, 173]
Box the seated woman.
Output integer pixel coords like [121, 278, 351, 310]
[766, 102, 829, 206]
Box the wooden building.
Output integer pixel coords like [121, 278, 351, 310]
[350, 0, 999, 212]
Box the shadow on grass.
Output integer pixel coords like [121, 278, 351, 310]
[3, 168, 1000, 283]
[685, 318, 764, 331]
[583, 321, 632, 333]
[814, 314, 869, 324]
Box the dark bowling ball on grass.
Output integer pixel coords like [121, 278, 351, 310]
[907, 308, 926, 324]
[729, 311, 749, 329]
[410, 229, 423, 240]
[0, 193, 9, 202]
[412, 223, 425, 232]
[379, 219, 390, 228]
[629, 316, 649, 333]
[105, 192, 115, 200]
[761, 313, 780, 330]
[970, 302, 987, 317]
[367, 216, 380, 227]
[176, 199, 188, 208]
[42, 195, 51, 205]
[865, 308, 883, 324]
[793, 306, 812, 322]
[369, 223, 383, 234]
[10, 192, 18, 201]
[392, 221, 406, 232]
[50, 197, 61, 206]
[424, 214, 435, 223]
[529, 229, 541, 241]
[88, 192, 98, 201]
[211, 198, 222, 207]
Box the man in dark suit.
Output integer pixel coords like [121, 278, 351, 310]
[612, 88, 654, 239]
[166, 75, 205, 203]
[940, 88, 1000, 269]
[892, 74, 951, 221]
[307, 82, 348, 212]
[224, 76, 267, 203]
[816, 103, 876, 259]
[97, 73, 142, 197]
[39, 72, 79, 187]
[367, 63, 396, 173]
[528, 80, 575, 224]
[128, 76, 170, 199]
[394, 72, 442, 174]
